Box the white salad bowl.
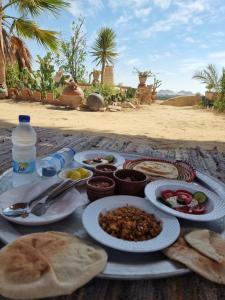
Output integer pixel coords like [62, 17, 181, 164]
[145, 180, 225, 222]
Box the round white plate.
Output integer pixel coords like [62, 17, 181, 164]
[58, 168, 93, 185]
[82, 195, 180, 253]
[145, 180, 225, 222]
[74, 150, 125, 169]
[1, 188, 84, 226]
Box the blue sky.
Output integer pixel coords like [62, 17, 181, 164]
[7, 0, 225, 92]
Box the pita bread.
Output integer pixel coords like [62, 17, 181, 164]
[0, 232, 107, 299]
[163, 230, 225, 284]
[185, 230, 223, 263]
[134, 161, 178, 179]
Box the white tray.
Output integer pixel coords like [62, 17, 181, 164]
[0, 153, 225, 280]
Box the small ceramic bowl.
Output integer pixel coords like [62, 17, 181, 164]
[95, 164, 118, 179]
[113, 169, 148, 197]
[58, 168, 93, 186]
[86, 176, 116, 202]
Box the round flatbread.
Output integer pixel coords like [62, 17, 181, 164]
[163, 230, 225, 284]
[0, 232, 107, 299]
[134, 161, 179, 179]
[185, 230, 223, 263]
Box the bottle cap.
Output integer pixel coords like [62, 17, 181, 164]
[19, 115, 30, 123]
[42, 167, 57, 177]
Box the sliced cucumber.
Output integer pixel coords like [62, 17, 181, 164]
[193, 191, 208, 203]
[177, 197, 185, 204]
[157, 197, 171, 207]
[105, 155, 115, 163]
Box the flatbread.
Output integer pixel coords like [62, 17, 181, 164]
[163, 230, 225, 284]
[0, 232, 107, 299]
[185, 230, 223, 263]
[133, 161, 178, 179]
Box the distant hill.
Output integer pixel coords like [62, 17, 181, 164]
[157, 89, 195, 100]
[177, 90, 194, 96]
[158, 89, 176, 96]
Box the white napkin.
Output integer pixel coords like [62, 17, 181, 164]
[0, 177, 61, 210]
[0, 178, 88, 237]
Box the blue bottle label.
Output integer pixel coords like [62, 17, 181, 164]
[50, 153, 65, 168]
[12, 160, 36, 174]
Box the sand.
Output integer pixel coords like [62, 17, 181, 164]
[0, 99, 225, 150]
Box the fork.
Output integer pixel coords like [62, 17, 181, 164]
[30, 179, 82, 216]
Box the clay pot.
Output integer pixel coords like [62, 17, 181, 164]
[138, 75, 148, 87]
[20, 88, 32, 100]
[60, 83, 84, 109]
[46, 92, 54, 103]
[113, 169, 148, 197]
[86, 176, 115, 202]
[95, 164, 117, 179]
[8, 88, 18, 99]
[33, 91, 42, 102]
[87, 93, 105, 111]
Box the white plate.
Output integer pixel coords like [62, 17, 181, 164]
[74, 150, 125, 169]
[82, 195, 180, 253]
[0, 187, 85, 226]
[145, 180, 225, 222]
[58, 168, 93, 185]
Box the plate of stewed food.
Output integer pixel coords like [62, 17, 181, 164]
[82, 195, 180, 252]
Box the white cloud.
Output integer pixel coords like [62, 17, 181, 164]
[134, 7, 152, 18]
[185, 37, 195, 43]
[208, 51, 225, 60]
[200, 44, 208, 49]
[115, 14, 132, 26]
[153, 0, 172, 9]
[139, 0, 209, 38]
[68, 0, 104, 17]
[125, 58, 140, 66]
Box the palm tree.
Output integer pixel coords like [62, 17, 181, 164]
[0, 0, 69, 95]
[192, 64, 220, 92]
[91, 27, 118, 84]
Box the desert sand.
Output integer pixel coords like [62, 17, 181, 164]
[0, 99, 225, 150]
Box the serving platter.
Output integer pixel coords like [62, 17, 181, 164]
[0, 152, 225, 280]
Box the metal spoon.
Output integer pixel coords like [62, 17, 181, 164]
[2, 180, 72, 218]
[30, 179, 82, 216]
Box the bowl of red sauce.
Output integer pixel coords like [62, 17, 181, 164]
[87, 176, 116, 202]
[95, 164, 117, 179]
[113, 169, 148, 197]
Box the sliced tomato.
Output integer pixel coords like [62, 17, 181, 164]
[161, 190, 176, 200]
[176, 190, 193, 196]
[192, 205, 206, 214]
[175, 206, 190, 213]
[176, 191, 192, 205]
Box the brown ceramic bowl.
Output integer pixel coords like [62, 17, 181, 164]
[86, 176, 116, 202]
[95, 164, 118, 179]
[113, 169, 148, 197]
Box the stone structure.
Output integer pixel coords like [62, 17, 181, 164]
[89, 70, 101, 84]
[136, 85, 153, 105]
[103, 65, 114, 85]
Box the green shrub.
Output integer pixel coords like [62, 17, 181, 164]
[84, 83, 116, 104]
[126, 87, 136, 99]
[6, 64, 20, 88]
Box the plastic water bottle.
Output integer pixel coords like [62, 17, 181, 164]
[12, 115, 37, 187]
[37, 148, 75, 176]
